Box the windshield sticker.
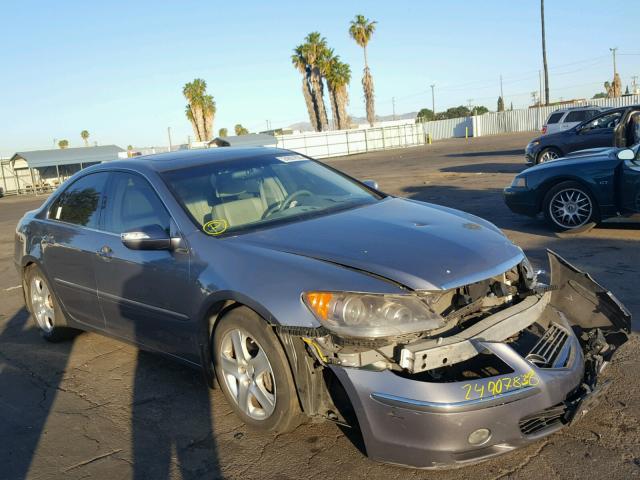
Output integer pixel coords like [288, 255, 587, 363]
[203, 219, 228, 236]
[275, 154, 306, 163]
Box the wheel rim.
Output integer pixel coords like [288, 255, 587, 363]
[549, 188, 593, 229]
[219, 329, 276, 420]
[30, 276, 55, 333]
[539, 150, 559, 163]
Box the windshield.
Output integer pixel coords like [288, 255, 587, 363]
[162, 153, 381, 235]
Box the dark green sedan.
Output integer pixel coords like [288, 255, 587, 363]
[504, 145, 640, 231]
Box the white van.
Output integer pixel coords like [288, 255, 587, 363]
[542, 106, 605, 135]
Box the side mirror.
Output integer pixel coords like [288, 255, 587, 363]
[363, 179, 379, 190]
[617, 148, 636, 161]
[121, 224, 173, 250]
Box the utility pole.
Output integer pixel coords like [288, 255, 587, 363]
[430, 84, 436, 116]
[500, 74, 504, 102]
[392, 97, 396, 120]
[541, 0, 549, 105]
[467, 98, 474, 116]
[610, 47, 618, 78]
[632, 75, 639, 95]
[538, 70, 543, 106]
[167, 127, 173, 151]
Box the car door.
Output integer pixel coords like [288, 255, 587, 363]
[571, 110, 623, 152]
[94, 171, 193, 359]
[619, 155, 640, 214]
[42, 172, 109, 329]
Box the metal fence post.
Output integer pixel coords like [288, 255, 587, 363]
[346, 131, 350, 155]
[364, 128, 369, 153]
[381, 127, 386, 150]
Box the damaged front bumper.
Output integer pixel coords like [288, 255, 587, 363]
[303, 251, 630, 469]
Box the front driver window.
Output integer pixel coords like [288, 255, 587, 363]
[584, 111, 622, 130]
[104, 172, 170, 234]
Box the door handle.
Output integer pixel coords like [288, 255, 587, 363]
[97, 245, 113, 259]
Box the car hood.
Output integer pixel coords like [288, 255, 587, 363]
[524, 147, 617, 173]
[235, 197, 524, 290]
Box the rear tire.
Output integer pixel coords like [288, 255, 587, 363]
[543, 181, 599, 232]
[24, 264, 78, 342]
[537, 147, 561, 164]
[212, 307, 302, 433]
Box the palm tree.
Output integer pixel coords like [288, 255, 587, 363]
[324, 55, 351, 130]
[183, 79, 216, 141]
[302, 32, 330, 131]
[292, 45, 321, 132]
[349, 15, 377, 126]
[58, 139, 69, 149]
[80, 130, 90, 147]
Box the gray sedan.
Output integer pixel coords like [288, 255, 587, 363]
[14, 147, 630, 469]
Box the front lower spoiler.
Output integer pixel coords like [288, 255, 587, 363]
[332, 250, 631, 469]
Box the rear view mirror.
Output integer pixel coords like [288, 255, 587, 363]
[617, 149, 635, 161]
[121, 224, 172, 250]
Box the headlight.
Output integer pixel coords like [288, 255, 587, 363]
[511, 176, 526, 187]
[528, 140, 540, 149]
[302, 291, 445, 338]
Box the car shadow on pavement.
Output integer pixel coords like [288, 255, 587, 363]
[446, 149, 524, 158]
[439, 162, 526, 174]
[0, 307, 76, 480]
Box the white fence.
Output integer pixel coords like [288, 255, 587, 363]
[474, 94, 640, 137]
[276, 95, 640, 159]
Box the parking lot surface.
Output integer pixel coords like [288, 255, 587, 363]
[1, 132, 639, 480]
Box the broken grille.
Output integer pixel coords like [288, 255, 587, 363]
[525, 323, 570, 368]
[519, 404, 566, 436]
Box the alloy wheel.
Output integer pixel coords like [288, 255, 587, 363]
[539, 150, 559, 163]
[549, 188, 593, 229]
[30, 276, 55, 333]
[219, 328, 276, 420]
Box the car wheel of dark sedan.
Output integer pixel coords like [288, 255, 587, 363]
[543, 181, 599, 231]
[537, 147, 561, 164]
[25, 265, 78, 342]
[213, 307, 302, 433]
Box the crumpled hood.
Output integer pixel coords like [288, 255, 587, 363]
[236, 198, 524, 290]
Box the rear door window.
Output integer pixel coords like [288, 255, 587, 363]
[48, 172, 109, 228]
[546, 112, 564, 124]
[564, 110, 590, 123]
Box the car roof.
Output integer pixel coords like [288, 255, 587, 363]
[550, 105, 604, 114]
[85, 147, 297, 174]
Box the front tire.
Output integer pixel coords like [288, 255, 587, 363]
[212, 307, 302, 433]
[537, 147, 561, 164]
[543, 181, 599, 231]
[25, 264, 78, 342]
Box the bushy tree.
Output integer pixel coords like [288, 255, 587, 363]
[219, 128, 228, 137]
[497, 96, 505, 112]
[416, 108, 435, 122]
[234, 124, 249, 135]
[58, 139, 69, 149]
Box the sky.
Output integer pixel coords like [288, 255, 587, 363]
[1, 0, 639, 156]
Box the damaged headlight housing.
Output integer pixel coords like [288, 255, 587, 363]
[302, 291, 445, 338]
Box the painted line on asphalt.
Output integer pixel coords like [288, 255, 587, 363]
[4, 285, 22, 292]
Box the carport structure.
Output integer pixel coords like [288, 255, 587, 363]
[3, 145, 125, 195]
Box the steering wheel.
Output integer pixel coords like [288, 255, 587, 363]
[261, 190, 312, 219]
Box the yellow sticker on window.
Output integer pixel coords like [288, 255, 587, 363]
[203, 219, 228, 236]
